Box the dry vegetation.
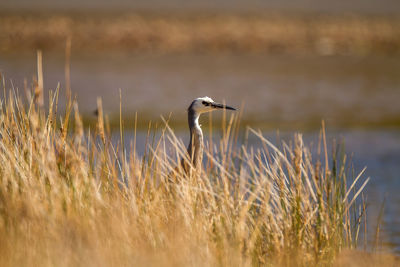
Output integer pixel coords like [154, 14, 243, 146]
[0, 71, 373, 266]
[1, 12, 400, 55]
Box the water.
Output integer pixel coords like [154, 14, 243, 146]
[1, 51, 400, 252]
[1, 0, 400, 14]
[2, 52, 400, 128]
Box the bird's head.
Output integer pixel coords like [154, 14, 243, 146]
[188, 96, 236, 114]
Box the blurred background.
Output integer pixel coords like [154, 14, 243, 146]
[1, 0, 400, 254]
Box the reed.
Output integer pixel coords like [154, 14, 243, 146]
[0, 74, 369, 266]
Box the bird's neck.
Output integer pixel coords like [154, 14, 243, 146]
[187, 109, 203, 168]
[188, 110, 200, 131]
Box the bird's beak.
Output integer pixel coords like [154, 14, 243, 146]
[211, 102, 237, 110]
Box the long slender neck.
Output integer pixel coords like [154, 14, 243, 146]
[187, 109, 203, 168]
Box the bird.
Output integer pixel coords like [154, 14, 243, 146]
[181, 96, 236, 174]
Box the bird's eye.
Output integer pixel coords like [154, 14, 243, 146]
[202, 101, 209, 106]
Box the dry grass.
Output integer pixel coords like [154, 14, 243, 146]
[0, 69, 374, 266]
[1, 12, 400, 55]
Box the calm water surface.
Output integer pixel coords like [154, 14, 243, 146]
[2, 52, 400, 128]
[2, 0, 400, 14]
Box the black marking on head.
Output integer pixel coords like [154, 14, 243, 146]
[202, 101, 210, 106]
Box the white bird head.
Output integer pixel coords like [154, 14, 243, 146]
[188, 96, 236, 114]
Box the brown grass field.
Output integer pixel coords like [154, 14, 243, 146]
[1, 12, 400, 55]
